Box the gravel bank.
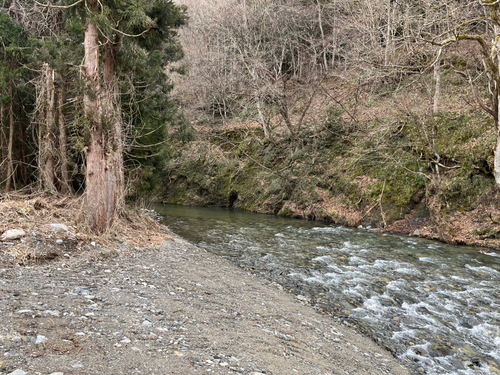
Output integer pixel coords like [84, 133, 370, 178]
[0, 234, 413, 375]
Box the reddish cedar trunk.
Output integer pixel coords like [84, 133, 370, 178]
[84, 22, 111, 232]
[102, 40, 125, 209]
[84, 21, 124, 233]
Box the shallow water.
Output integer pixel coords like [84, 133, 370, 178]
[154, 204, 500, 375]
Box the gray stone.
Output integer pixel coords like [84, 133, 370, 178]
[56, 239, 64, 245]
[48, 223, 69, 233]
[412, 229, 421, 237]
[16, 309, 33, 315]
[49, 373, 64, 375]
[43, 310, 61, 317]
[1, 229, 26, 241]
[8, 370, 27, 375]
[73, 287, 90, 295]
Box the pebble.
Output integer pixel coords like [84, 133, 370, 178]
[43, 310, 61, 317]
[35, 335, 47, 344]
[1, 229, 26, 241]
[73, 287, 90, 295]
[56, 239, 64, 245]
[49, 373, 64, 375]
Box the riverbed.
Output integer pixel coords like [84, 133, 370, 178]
[155, 204, 500, 375]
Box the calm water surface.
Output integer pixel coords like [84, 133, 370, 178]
[153, 204, 500, 375]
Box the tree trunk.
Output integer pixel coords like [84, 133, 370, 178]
[84, 22, 113, 233]
[493, 24, 500, 187]
[0, 104, 6, 183]
[5, 86, 14, 192]
[84, 21, 124, 233]
[256, 99, 269, 139]
[433, 55, 441, 115]
[57, 79, 70, 195]
[316, 0, 328, 71]
[19, 111, 28, 185]
[102, 39, 125, 215]
[384, 0, 394, 66]
[40, 64, 57, 193]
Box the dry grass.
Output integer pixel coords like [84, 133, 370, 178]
[0, 193, 172, 264]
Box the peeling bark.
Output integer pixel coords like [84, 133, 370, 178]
[40, 64, 57, 193]
[57, 79, 70, 194]
[83, 20, 124, 233]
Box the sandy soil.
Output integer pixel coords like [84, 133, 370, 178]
[0, 231, 414, 375]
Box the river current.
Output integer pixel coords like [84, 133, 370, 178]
[153, 204, 500, 375]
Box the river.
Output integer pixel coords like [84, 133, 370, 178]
[153, 203, 500, 375]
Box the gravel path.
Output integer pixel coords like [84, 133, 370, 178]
[0, 234, 413, 375]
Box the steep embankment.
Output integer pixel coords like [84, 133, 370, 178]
[164, 79, 500, 251]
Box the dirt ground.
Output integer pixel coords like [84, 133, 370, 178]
[0, 198, 414, 375]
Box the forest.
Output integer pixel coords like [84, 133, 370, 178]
[2, 0, 500, 245]
[0, 0, 188, 232]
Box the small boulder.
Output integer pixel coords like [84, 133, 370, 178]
[1, 229, 26, 241]
[8, 370, 27, 375]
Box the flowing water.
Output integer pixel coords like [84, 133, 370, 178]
[153, 204, 500, 375]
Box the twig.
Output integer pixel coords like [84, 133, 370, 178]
[34, 0, 83, 9]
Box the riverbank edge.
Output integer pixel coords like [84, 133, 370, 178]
[160, 196, 500, 253]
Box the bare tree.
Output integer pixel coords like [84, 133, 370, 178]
[176, 0, 326, 138]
